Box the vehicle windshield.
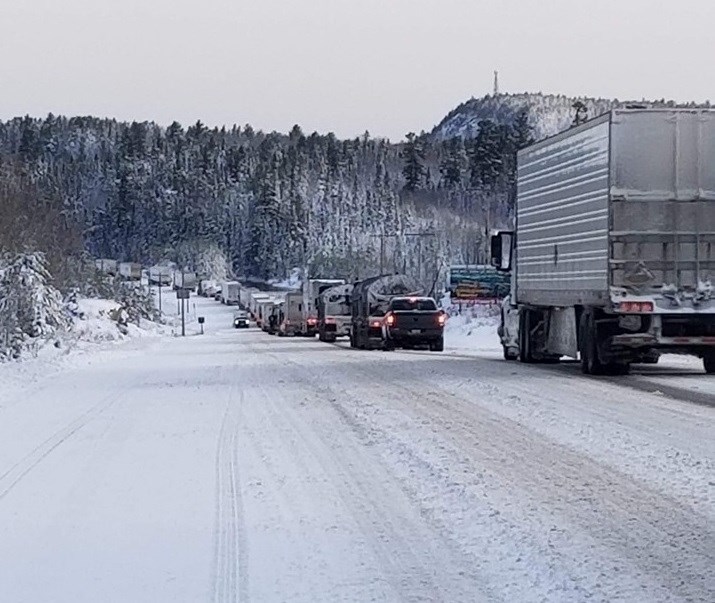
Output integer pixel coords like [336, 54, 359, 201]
[390, 298, 437, 311]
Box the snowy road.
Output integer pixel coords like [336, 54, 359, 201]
[1, 298, 713, 602]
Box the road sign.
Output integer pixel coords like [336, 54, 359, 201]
[176, 289, 190, 299]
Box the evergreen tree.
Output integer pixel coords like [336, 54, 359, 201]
[401, 132, 426, 192]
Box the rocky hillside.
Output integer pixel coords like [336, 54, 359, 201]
[432, 92, 711, 142]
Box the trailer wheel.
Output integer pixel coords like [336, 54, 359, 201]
[703, 352, 715, 374]
[518, 309, 536, 363]
[503, 346, 518, 361]
[580, 311, 606, 375]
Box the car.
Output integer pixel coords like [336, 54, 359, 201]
[233, 311, 250, 329]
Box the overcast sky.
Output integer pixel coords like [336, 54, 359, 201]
[1, 0, 713, 140]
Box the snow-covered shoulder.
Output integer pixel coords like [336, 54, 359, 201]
[443, 301, 501, 354]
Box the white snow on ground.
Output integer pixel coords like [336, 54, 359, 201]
[0, 294, 169, 414]
[0, 293, 713, 602]
[443, 301, 502, 354]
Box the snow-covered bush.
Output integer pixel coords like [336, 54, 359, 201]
[111, 281, 160, 325]
[61, 258, 160, 326]
[0, 252, 71, 359]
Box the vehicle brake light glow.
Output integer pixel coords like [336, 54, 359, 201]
[618, 301, 654, 313]
[371, 321, 382, 328]
[385, 313, 395, 326]
[438, 313, 447, 326]
[307, 317, 317, 325]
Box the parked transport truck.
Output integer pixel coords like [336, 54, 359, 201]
[318, 283, 354, 342]
[350, 274, 422, 349]
[249, 293, 270, 322]
[280, 291, 303, 336]
[491, 108, 715, 375]
[256, 298, 278, 330]
[173, 271, 197, 291]
[301, 278, 346, 337]
[118, 262, 142, 280]
[267, 301, 284, 335]
[221, 281, 241, 305]
[239, 286, 258, 310]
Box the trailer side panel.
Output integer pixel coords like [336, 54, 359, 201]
[516, 115, 611, 306]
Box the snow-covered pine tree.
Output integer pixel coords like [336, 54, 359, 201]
[0, 252, 70, 359]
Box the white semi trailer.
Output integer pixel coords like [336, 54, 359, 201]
[221, 281, 241, 305]
[492, 108, 715, 375]
[301, 278, 345, 337]
[118, 262, 142, 280]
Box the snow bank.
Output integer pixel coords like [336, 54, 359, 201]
[70, 298, 166, 344]
[443, 301, 501, 353]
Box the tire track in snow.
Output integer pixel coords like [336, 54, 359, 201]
[248, 342, 491, 602]
[211, 386, 249, 603]
[334, 355, 715, 602]
[0, 385, 130, 503]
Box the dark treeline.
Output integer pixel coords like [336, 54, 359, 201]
[0, 112, 533, 284]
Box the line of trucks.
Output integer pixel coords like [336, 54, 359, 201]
[220, 275, 447, 352]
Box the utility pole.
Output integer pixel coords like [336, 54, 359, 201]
[370, 231, 437, 279]
[370, 229, 398, 274]
[404, 232, 437, 284]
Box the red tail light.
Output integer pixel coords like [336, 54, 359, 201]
[307, 317, 317, 325]
[371, 320, 382, 328]
[385, 313, 395, 327]
[438, 313, 447, 326]
[618, 301, 654, 313]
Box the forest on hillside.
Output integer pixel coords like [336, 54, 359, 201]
[0, 109, 533, 288]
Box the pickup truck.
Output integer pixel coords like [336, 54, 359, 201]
[383, 297, 446, 351]
[233, 311, 250, 329]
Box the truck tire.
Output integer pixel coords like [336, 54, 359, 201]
[580, 311, 605, 375]
[430, 338, 444, 352]
[703, 352, 715, 374]
[518, 309, 536, 363]
[349, 329, 356, 348]
[503, 346, 518, 361]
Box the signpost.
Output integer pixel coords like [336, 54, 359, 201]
[176, 288, 190, 336]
